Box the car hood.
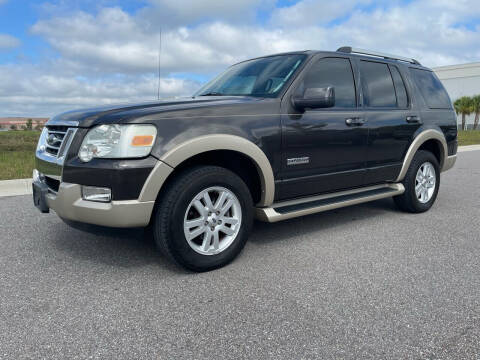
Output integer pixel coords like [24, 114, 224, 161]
[47, 96, 267, 128]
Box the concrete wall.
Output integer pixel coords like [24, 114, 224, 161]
[433, 62, 480, 128]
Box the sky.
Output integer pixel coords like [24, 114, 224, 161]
[0, 0, 480, 117]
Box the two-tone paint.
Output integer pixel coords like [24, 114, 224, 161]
[38, 50, 458, 226]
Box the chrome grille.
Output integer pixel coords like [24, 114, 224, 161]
[45, 126, 71, 157]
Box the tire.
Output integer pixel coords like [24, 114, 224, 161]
[152, 166, 253, 272]
[394, 150, 440, 213]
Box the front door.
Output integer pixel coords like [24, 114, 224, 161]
[278, 56, 369, 201]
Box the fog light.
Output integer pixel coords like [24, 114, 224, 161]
[82, 186, 111, 202]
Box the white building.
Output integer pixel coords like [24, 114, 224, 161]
[433, 62, 480, 129]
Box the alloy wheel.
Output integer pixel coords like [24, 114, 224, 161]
[183, 186, 242, 255]
[415, 162, 436, 203]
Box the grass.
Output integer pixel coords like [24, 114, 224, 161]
[0, 129, 479, 181]
[0, 130, 40, 180]
[458, 130, 480, 146]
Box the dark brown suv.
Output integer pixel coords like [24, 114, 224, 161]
[33, 47, 457, 271]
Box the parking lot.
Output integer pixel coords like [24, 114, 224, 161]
[1, 150, 479, 359]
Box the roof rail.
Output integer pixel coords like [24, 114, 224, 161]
[337, 46, 421, 65]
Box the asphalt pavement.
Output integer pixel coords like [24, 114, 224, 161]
[0, 151, 479, 359]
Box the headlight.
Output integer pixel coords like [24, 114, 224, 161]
[78, 124, 157, 162]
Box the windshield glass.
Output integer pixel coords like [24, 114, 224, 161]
[194, 54, 307, 98]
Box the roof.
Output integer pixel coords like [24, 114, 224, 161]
[233, 49, 429, 70]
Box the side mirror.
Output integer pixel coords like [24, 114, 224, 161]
[292, 86, 335, 111]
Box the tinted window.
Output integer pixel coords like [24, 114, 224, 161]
[360, 61, 397, 107]
[299, 57, 356, 108]
[410, 68, 451, 109]
[390, 66, 408, 108]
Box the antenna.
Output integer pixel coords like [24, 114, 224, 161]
[157, 27, 162, 100]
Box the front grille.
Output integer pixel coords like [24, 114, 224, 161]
[45, 126, 73, 157]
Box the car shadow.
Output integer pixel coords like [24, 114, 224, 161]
[249, 197, 398, 245]
[49, 220, 187, 274]
[49, 197, 398, 273]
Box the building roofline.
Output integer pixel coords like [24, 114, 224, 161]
[432, 61, 480, 72]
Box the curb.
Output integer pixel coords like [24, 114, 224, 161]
[0, 178, 32, 198]
[0, 145, 479, 199]
[457, 144, 480, 152]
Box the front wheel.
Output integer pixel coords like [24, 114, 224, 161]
[394, 150, 440, 213]
[152, 166, 253, 272]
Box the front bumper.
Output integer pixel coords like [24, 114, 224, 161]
[442, 154, 457, 172]
[33, 156, 173, 227]
[34, 124, 174, 227]
[37, 181, 155, 227]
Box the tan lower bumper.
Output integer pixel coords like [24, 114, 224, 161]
[442, 154, 457, 172]
[46, 183, 155, 228]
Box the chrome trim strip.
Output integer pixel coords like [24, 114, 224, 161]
[35, 128, 78, 181]
[46, 120, 80, 127]
[57, 128, 75, 159]
[255, 183, 405, 222]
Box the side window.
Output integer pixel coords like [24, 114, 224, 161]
[359, 61, 396, 108]
[298, 57, 356, 108]
[390, 66, 408, 108]
[410, 68, 451, 109]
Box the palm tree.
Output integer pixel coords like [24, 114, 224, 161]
[472, 95, 480, 130]
[454, 96, 473, 130]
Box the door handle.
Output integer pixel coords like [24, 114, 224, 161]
[406, 115, 421, 123]
[345, 117, 365, 126]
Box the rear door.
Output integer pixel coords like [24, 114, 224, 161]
[278, 56, 368, 200]
[357, 60, 421, 184]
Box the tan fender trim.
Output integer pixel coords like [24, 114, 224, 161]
[138, 161, 174, 202]
[395, 129, 448, 182]
[144, 134, 275, 206]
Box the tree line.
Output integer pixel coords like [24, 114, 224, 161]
[454, 95, 480, 130]
[0, 119, 44, 131]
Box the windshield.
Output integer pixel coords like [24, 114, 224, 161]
[194, 54, 307, 98]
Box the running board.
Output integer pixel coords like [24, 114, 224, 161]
[255, 183, 405, 223]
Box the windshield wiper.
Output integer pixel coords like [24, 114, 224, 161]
[198, 92, 225, 96]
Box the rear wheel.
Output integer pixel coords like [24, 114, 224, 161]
[152, 166, 253, 272]
[394, 150, 440, 213]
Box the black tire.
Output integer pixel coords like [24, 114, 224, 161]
[152, 166, 253, 272]
[394, 150, 440, 213]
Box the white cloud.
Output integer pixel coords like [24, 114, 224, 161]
[143, 0, 275, 26]
[0, 63, 200, 117]
[0, 34, 20, 49]
[31, 8, 288, 75]
[3, 0, 480, 117]
[270, 0, 371, 27]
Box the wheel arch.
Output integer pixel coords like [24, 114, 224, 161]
[139, 134, 275, 207]
[395, 129, 447, 182]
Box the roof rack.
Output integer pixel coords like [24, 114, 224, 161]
[337, 46, 421, 65]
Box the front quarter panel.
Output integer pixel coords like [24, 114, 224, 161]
[62, 98, 282, 205]
[143, 99, 282, 176]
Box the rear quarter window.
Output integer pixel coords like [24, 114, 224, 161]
[410, 68, 451, 109]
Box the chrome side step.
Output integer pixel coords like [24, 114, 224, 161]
[255, 183, 405, 223]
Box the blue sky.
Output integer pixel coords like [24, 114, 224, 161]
[0, 0, 479, 117]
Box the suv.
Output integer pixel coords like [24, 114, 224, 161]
[33, 47, 457, 271]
